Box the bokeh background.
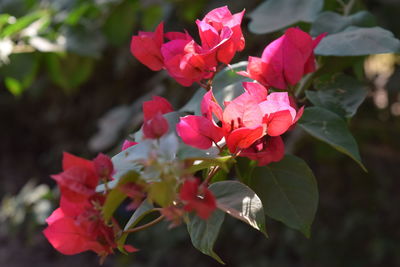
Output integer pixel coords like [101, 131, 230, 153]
[1, 0, 400, 266]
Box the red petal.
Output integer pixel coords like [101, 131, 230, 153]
[62, 152, 94, 172]
[265, 110, 294, 136]
[143, 113, 169, 139]
[226, 126, 264, 153]
[142, 96, 173, 121]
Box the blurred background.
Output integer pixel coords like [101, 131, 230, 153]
[1, 0, 400, 266]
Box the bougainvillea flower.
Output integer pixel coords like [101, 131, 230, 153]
[93, 153, 114, 181]
[143, 112, 169, 139]
[141, 96, 173, 139]
[197, 6, 245, 64]
[121, 140, 138, 151]
[176, 115, 224, 149]
[51, 152, 99, 203]
[44, 195, 116, 256]
[161, 37, 214, 86]
[142, 96, 173, 121]
[177, 82, 302, 163]
[239, 28, 325, 89]
[259, 92, 297, 136]
[240, 136, 285, 166]
[118, 182, 146, 210]
[179, 178, 216, 220]
[130, 22, 164, 71]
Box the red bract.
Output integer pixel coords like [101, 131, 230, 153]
[131, 6, 245, 86]
[239, 28, 325, 89]
[43, 195, 132, 257]
[51, 152, 99, 203]
[240, 136, 285, 166]
[130, 22, 164, 71]
[197, 6, 245, 64]
[142, 96, 173, 121]
[142, 96, 173, 139]
[143, 112, 169, 139]
[161, 35, 215, 86]
[93, 153, 114, 181]
[179, 178, 216, 220]
[176, 115, 224, 149]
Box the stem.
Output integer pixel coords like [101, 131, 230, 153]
[343, 0, 356, 16]
[203, 165, 221, 185]
[123, 215, 165, 233]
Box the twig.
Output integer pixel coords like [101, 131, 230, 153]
[123, 215, 165, 233]
[203, 165, 221, 185]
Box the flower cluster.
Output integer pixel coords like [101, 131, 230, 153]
[44, 5, 325, 262]
[130, 6, 244, 86]
[177, 82, 303, 165]
[43, 153, 137, 260]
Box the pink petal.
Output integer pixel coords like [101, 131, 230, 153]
[201, 90, 223, 121]
[242, 82, 268, 103]
[176, 116, 223, 149]
[222, 92, 263, 132]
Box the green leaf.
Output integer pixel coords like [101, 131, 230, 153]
[187, 156, 232, 173]
[298, 107, 366, 171]
[142, 5, 163, 30]
[310, 11, 376, 36]
[306, 75, 367, 118]
[117, 199, 155, 252]
[315, 26, 400, 56]
[123, 200, 155, 231]
[209, 181, 267, 236]
[148, 179, 176, 207]
[0, 52, 39, 94]
[4, 77, 24, 96]
[102, 171, 140, 222]
[187, 210, 225, 264]
[103, 0, 138, 46]
[235, 157, 257, 185]
[249, 155, 318, 237]
[45, 53, 94, 93]
[0, 11, 46, 38]
[248, 0, 323, 34]
[180, 61, 249, 115]
[177, 144, 219, 160]
[0, 14, 11, 32]
[64, 3, 92, 26]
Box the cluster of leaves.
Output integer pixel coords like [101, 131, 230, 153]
[41, 0, 400, 265]
[0, 0, 206, 96]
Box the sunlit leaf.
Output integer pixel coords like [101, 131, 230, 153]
[315, 26, 400, 56]
[209, 181, 267, 236]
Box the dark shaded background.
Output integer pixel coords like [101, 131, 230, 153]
[1, 0, 400, 266]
